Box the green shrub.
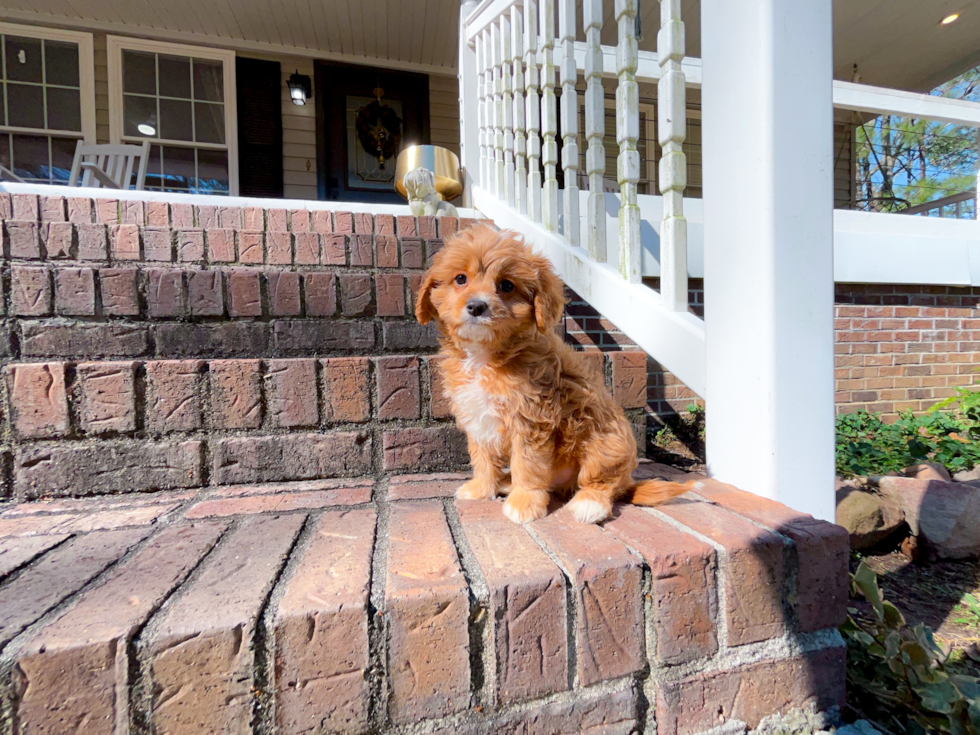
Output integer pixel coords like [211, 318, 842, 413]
[843, 562, 980, 734]
[836, 388, 980, 478]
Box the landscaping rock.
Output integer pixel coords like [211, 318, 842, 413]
[877, 476, 980, 559]
[835, 488, 905, 550]
[835, 721, 884, 735]
[952, 466, 980, 485]
[903, 462, 951, 482]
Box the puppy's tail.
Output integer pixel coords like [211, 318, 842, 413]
[623, 478, 701, 507]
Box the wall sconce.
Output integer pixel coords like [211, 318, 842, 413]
[287, 70, 312, 105]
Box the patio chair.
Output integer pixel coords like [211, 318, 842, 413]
[68, 140, 151, 190]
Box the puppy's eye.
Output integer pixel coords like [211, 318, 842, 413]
[454, 274, 467, 286]
[499, 279, 515, 293]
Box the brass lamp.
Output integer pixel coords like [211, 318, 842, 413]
[394, 145, 463, 201]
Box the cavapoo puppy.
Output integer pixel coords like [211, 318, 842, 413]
[415, 224, 699, 524]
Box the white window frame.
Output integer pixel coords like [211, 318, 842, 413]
[0, 22, 96, 173]
[106, 35, 238, 195]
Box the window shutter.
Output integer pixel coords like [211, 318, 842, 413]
[236, 57, 283, 198]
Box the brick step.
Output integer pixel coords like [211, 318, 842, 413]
[0, 353, 646, 501]
[0, 469, 848, 735]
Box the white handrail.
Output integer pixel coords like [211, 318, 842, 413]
[833, 80, 980, 127]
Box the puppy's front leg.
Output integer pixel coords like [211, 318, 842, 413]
[502, 437, 552, 523]
[457, 437, 507, 500]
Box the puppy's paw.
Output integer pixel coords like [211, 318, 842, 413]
[456, 479, 497, 500]
[566, 496, 611, 524]
[502, 493, 548, 524]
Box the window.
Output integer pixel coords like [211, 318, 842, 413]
[0, 24, 95, 184]
[107, 37, 237, 195]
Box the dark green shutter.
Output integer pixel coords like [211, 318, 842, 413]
[236, 57, 284, 198]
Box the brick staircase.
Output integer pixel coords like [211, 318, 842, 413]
[0, 191, 848, 734]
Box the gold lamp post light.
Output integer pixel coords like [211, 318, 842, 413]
[394, 145, 463, 202]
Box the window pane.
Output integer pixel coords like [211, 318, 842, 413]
[124, 94, 157, 137]
[7, 83, 44, 128]
[44, 41, 79, 87]
[141, 143, 164, 189]
[159, 98, 192, 141]
[196, 148, 229, 193]
[0, 134, 10, 169]
[158, 55, 191, 99]
[161, 145, 195, 190]
[51, 136, 76, 182]
[194, 101, 224, 144]
[11, 134, 48, 180]
[122, 50, 156, 95]
[192, 59, 223, 102]
[46, 87, 81, 131]
[5, 36, 43, 83]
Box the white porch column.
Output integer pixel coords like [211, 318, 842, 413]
[459, 0, 480, 207]
[701, 0, 835, 521]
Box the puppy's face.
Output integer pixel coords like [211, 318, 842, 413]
[416, 225, 565, 347]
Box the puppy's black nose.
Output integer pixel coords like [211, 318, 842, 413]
[466, 299, 488, 317]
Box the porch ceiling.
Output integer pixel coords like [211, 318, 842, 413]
[0, 0, 978, 89]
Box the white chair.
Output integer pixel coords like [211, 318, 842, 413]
[0, 164, 24, 183]
[68, 140, 151, 190]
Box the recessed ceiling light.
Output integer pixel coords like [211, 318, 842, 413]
[941, 12, 960, 24]
[137, 123, 156, 136]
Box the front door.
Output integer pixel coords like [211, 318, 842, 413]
[315, 62, 430, 203]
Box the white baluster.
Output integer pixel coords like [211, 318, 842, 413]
[525, 0, 542, 222]
[541, 0, 559, 231]
[615, 0, 641, 282]
[658, 0, 689, 310]
[512, 5, 527, 214]
[559, 0, 580, 246]
[501, 15, 515, 206]
[584, 0, 606, 262]
[491, 21, 505, 198]
[477, 32, 488, 190]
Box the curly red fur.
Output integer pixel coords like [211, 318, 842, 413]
[415, 224, 697, 524]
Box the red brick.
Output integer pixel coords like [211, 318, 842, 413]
[21, 322, 148, 358]
[267, 208, 288, 231]
[396, 215, 417, 236]
[294, 231, 319, 264]
[273, 320, 375, 353]
[208, 227, 236, 262]
[322, 233, 346, 264]
[656, 647, 846, 735]
[304, 272, 336, 316]
[289, 208, 310, 232]
[218, 204, 244, 229]
[427, 355, 453, 419]
[418, 216, 437, 239]
[375, 233, 398, 267]
[76, 361, 137, 434]
[456, 499, 568, 702]
[374, 214, 394, 235]
[334, 211, 353, 234]
[322, 357, 370, 422]
[99, 267, 140, 316]
[273, 509, 376, 733]
[267, 270, 301, 316]
[228, 268, 262, 317]
[67, 197, 93, 223]
[145, 360, 203, 433]
[425, 238, 444, 266]
[577, 350, 607, 384]
[459, 217, 480, 231]
[376, 274, 406, 316]
[95, 198, 118, 224]
[211, 477, 372, 498]
[141, 226, 172, 260]
[382, 426, 467, 471]
[387, 473, 469, 500]
[39, 195, 65, 222]
[54, 267, 96, 316]
[0, 489, 196, 518]
[210, 359, 263, 429]
[238, 230, 263, 263]
[146, 268, 186, 317]
[11, 523, 225, 735]
[210, 432, 372, 484]
[400, 237, 424, 268]
[376, 356, 421, 419]
[0, 192, 9, 218]
[185, 487, 370, 518]
[10, 266, 52, 316]
[659, 499, 787, 646]
[120, 200, 145, 225]
[144, 515, 303, 734]
[6, 221, 41, 258]
[604, 505, 718, 664]
[243, 206, 264, 230]
[386, 502, 469, 723]
[265, 358, 319, 427]
[0, 504, 179, 536]
[7, 362, 70, 438]
[146, 200, 168, 226]
[353, 212, 372, 233]
[188, 270, 224, 316]
[76, 223, 107, 259]
[196, 204, 218, 229]
[267, 230, 292, 264]
[340, 273, 373, 316]
[531, 507, 644, 686]
[610, 351, 647, 408]
[12, 193, 39, 220]
[350, 233, 373, 266]
[171, 202, 194, 228]
[0, 535, 71, 576]
[0, 528, 148, 647]
[109, 223, 140, 259]
[43, 221, 72, 258]
[311, 209, 332, 234]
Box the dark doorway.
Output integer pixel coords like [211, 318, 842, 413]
[315, 62, 430, 203]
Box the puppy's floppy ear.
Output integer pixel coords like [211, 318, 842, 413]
[414, 272, 439, 325]
[532, 257, 566, 332]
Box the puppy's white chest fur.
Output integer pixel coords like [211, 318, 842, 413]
[448, 351, 506, 449]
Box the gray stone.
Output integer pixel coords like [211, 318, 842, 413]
[877, 476, 980, 558]
[835, 488, 905, 549]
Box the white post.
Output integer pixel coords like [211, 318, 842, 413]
[491, 20, 505, 198]
[512, 5, 527, 214]
[541, 0, 560, 231]
[584, 0, 606, 262]
[702, 0, 835, 521]
[476, 31, 487, 191]
[559, 0, 580, 246]
[458, 2, 480, 207]
[501, 14, 515, 206]
[525, 0, 542, 222]
[615, 0, 641, 282]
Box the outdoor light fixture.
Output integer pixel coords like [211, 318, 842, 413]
[137, 123, 156, 136]
[941, 12, 960, 24]
[287, 70, 312, 105]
